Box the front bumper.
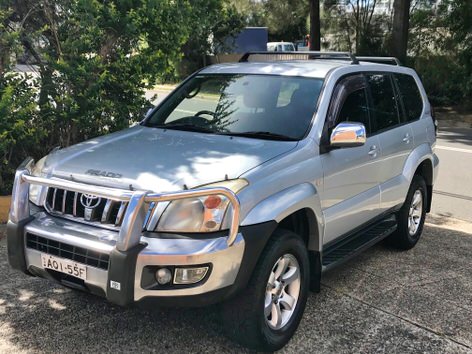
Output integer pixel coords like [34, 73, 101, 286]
[7, 162, 267, 307]
[8, 212, 246, 306]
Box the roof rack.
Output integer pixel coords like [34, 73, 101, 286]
[356, 56, 401, 66]
[239, 51, 359, 64]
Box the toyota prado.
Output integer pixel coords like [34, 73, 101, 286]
[7, 52, 438, 351]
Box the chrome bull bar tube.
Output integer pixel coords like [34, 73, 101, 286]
[11, 170, 241, 250]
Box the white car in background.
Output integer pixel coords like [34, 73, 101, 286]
[267, 41, 295, 52]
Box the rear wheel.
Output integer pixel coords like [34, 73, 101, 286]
[220, 228, 310, 351]
[389, 175, 427, 250]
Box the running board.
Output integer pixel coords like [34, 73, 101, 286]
[322, 215, 397, 272]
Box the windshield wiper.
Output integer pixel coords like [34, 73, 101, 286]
[152, 123, 214, 133]
[218, 131, 297, 141]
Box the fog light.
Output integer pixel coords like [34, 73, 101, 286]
[174, 266, 209, 285]
[155, 268, 172, 285]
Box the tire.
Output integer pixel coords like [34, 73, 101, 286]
[389, 175, 427, 250]
[220, 228, 310, 351]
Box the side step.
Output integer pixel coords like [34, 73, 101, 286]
[322, 215, 397, 272]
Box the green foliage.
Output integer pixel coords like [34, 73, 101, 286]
[179, 0, 244, 76]
[264, 0, 309, 41]
[0, 0, 239, 195]
[322, 0, 388, 55]
[409, 0, 472, 105]
[230, 0, 308, 42]
[230, 0, 266, 27]
[0, 73, 41, 194]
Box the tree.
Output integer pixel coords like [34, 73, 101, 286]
[229, 0, 266, 27]
[0, 0, 240, 194]
[323, 0, 385, 54]
[309, 0, 321, 50]
[408, 0, 472, 105]
[391, 0, 412, 61]
[264, 0, 309, 41]
[179, 1, 244, 76]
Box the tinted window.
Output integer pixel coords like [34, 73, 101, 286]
[337, 89, 370, 134]
[367, 74, 400, 132]
[147, 74, 324, 140]
[394, 74, 423, 122]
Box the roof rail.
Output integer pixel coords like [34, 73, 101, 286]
[239, 51, 359, 64]
[356, 56, 401, 66]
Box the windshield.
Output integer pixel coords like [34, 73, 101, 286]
[145, 74, 324, 140]
[283, 44, 295, 51]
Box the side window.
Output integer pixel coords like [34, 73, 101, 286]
[394, 74, 423, 122]
[336, 88, 370, 134]
[366, 74, 400, 133]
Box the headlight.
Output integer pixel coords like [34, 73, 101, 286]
[29, 156, 47, 206]
[155, 179, 247, 233]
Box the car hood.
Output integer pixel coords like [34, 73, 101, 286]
[41, 126, 298, 192]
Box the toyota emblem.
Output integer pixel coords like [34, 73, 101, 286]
[80, 194, 102, 209]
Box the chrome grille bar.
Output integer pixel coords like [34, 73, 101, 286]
[101, 200, 113, 223]
[73, 192, 78, 216]
[115, 202, 127, 226]
[62, 190, 67, 214]
[51, 188, 58, 210]
[45, 187, 130, 228]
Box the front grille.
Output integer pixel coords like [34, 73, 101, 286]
[45, 187, 128, 227]
[26, 233, 110, 270]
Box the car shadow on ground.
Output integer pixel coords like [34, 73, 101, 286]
[0, 224, 471, 353]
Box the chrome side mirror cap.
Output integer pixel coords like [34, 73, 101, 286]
[330, 122, 367, 148]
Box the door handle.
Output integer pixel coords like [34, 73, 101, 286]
[368, 145, 378, 157]
[402, 133, 410, 144]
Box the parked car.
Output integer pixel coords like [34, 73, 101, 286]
[294, 39, 309, 51]
[7, 52, 438, 351]
[267, 41, 296, 52]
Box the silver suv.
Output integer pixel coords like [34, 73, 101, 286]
[7, 52, 439, 351]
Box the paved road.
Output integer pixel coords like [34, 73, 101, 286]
[433, 127, 472, 223]
[0, 223, 471, 353]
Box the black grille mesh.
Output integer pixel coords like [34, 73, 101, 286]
[26, 233, 110, 270]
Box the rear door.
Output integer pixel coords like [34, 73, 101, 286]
[365, 73, 414, 212]
[320, 74, 382, 245]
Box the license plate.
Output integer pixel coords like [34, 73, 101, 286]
[41, 254, 87, 280]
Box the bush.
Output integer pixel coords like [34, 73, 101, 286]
[0, 73, 42, 195]
[411, 56, 472, 106]
[0, 0, 242, 196]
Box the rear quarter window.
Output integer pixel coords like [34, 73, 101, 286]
[366, 74, 401, 132]
[394, 74, 423, 122]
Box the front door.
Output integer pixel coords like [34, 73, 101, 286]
[319, 74, 382, 245]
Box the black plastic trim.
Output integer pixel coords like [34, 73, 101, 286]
[323, 207, 400, 251]
[6, 218, 34, 274]
[322, 213, 398, 272]
[137, 286, 233, 308]
[106, 243, 146, 306]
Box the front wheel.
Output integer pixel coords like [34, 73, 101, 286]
[220, 229, 310, 351]
[389, 175, 427, 250]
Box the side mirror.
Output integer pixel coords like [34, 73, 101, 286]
[330, 122, 366, 148]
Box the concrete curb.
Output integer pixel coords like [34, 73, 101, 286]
[426, 214, 472, 234]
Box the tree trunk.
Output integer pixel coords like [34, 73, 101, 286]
[391, 0, 411, 62]
[309, 0, 321, 51]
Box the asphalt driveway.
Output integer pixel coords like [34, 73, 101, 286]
[0, 220, 471, 353]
